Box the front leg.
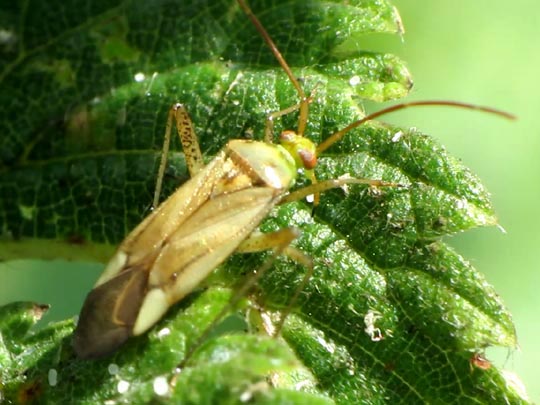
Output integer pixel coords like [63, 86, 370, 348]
[153, 103, 204, 208]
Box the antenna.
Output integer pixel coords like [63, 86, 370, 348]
[237, 0, 310, 136]
[317, 100, 516, 153]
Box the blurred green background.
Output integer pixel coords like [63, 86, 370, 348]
[387, 0, 539, 401]
[1, 0, 538, 402]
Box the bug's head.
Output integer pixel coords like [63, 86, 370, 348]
[279, 129, 317, 172]
[239, 0, 515, 202]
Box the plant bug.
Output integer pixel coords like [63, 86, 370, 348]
[72, 0, 514, 360]
[470, 352, 492, 371]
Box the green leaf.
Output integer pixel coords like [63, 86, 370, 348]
[0, 0, 528, 403]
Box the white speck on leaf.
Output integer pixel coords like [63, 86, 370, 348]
[157, 327, 171, 338]
[349, 75, 361, 86]
[153, 376, 169, 396]
[108, 363, 119, 375]
[117, 380, 130, 394]
[48, 369, 58, 386]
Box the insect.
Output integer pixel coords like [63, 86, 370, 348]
[72, 0, 513, 359]
[470, 352, 492, 371]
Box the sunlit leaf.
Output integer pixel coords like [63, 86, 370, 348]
[0, 0, 527, 403]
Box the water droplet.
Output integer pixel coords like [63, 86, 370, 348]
[0, 29, 16, 46]
[108, 363, 119, 375]
[48, 369, 58, 386]
[157, 327, 171, 338]
[316, 336, 335, 354]
[349, 75, 361, 86]
[392, 131, 404, 142]
[117, 380, 130, 394]
[153, 376, 169, 396]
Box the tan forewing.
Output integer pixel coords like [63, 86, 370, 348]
[120, 155, 228, 271]
[94, 154, 229, 286]
[75, 141, 289, 358]
[96, 148, 258, 285]
[73, 265, 149, 359]
[149, 186, 278, 303]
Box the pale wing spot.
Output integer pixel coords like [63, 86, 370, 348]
[96, 251, 128, 286]
[133, 288, 170, 335]
[263, 165, 286, 189]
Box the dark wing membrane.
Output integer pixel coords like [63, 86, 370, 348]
[73, 265, 149, 359]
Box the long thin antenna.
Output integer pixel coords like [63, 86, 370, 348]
[237, 0, 309, 136]
[317, 100, 516, 153]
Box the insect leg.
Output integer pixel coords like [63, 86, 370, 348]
[263, 90, 317, 143]
[237, 0, 309, 137]
[236, 183, 401, 338]
[264, 102, 304, 143]
[237, 229, 311, 267]
[237, 229, 314, 336]
[279, 177, 402, 206]
[176, 227, 302, 370]
[153, 104, 204, 208]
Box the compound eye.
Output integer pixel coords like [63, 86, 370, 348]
[279, 130, 317, 170]
[298, 148, 316, 170]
